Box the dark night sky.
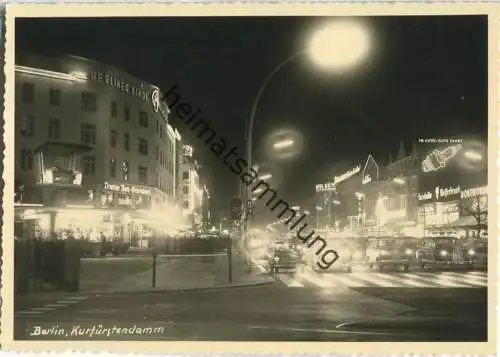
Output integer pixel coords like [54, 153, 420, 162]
[16, 16, 488, 214]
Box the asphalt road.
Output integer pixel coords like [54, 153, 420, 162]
[14, 272, 487, 342]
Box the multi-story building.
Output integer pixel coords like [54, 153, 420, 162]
[179, 144, 203, 229]
[14, 53, 184, 243]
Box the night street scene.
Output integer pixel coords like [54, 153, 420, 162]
[10, 12, 490, 343]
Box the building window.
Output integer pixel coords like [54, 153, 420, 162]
[138, 166, 148, 184]
[183, 186, 189, 194]
[21, 82, 34, 103]
[124, 105, 130, 121]
[80, 123, 96, 145]
[182, 171, 189, 180]
[20, 115, 34, 137]
[138, 138, 148, 155]
[49, 88, 60, 106]
[111, 100, 118, 117]
[82, 155, 96, 175]
[110, 130, 117, 148]
[139, 111, 148, 127]
[81, 92, 97, 112]
[156, 145, 159, 161]
[160, 126, 163, 138]
[124, 133, 130, 151]
[109, 158, 116, 178]
[122, 161, 129, 181]
[48, 118, 61, 140]
[20, 150, 33, 170]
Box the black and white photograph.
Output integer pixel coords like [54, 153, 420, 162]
[2, 3, 496, 353]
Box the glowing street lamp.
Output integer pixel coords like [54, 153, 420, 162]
[332, 200, 341, 205]
[242, 19, 372, 241]
[273, 139, 294, 150]
[464, 150, 483, 161]
[316, 206, 323, 211]
[258, 173, 272, 181]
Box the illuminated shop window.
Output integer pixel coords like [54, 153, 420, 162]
[139, 111, 148, 127]
[22, 82, 34, 103]
[80, 123, 96, 145]
[138, 166, 148, 184]
[48, 118, 60, 140]
[21, 115, 34, 137]
[82, 155, 96, 175]
[111, 100, 118, 117]
[138, 138, 148, 155]
[49, 88, 61, 106]
[81, 92, 97, 112]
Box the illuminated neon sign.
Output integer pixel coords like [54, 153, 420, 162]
[315, 166, 361, 192]
[421, 144, 462, 173]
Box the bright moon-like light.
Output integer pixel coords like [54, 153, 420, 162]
[309, 21, 370, 70]
[273, 139, 294, 149]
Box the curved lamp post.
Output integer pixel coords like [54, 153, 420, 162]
[242, 21, 371, 230]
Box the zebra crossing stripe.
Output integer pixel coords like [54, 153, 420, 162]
[390, 273, 432, 287]
[344, 273, 400, 287]
[299, 272, 337, 287]
[279, 275, 304, 287]
[322, 274, 366, 287]
[440, 272, 486, 287]
[417, 272, 471, 287]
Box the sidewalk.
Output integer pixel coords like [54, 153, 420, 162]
[104, 251, 272, 293]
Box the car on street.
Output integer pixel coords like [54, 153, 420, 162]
[366, 236, 419, 272]
[269, 248, 305, 273]
[416, 236, 477, 268]
[307, 237, 354, 273]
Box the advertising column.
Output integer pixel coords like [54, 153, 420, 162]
[416, 135, 487, 238]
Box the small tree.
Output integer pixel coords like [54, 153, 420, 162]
[459, 193, 488, 239]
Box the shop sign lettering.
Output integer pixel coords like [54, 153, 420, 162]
[104, 182, 151, 196]
[89, 71, 159, 112]
[435, 185, 461, 200]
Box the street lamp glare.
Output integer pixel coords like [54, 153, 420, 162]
[258, 173, 272, 181]
[309, 21, 371, 70]
[273, 139, 294, 149]
[464, 150, 483, 161]
[393, 177, 405, 185]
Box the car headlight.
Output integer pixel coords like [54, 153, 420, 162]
[468, 249, 475, 256]
[405, 249, 413, 255]
[440, 250, 448, 256]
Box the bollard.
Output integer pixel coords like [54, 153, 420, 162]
[152, 252, 157, 288]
